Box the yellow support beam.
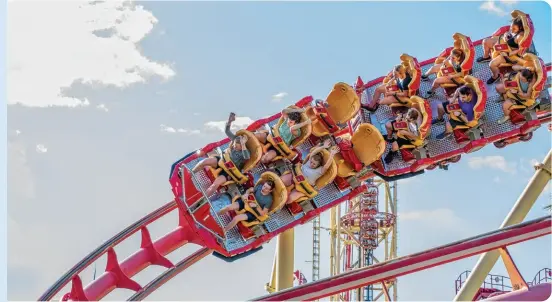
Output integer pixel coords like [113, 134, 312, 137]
[275, 228, 295, 291]
[454, 150, 551, 301]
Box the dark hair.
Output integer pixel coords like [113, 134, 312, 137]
[521, 68, 534, 81]
[311, 153, 323, 164]
[264, 180, 275, 189]
[512, 17, 524, 32]
[451, 49, 465, 62]
[406, 108, 419, 121]
[458, 85, 472, 96]
[288, 112, 302, 123]
[394, 64, 403, 72]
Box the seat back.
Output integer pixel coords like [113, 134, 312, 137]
[314, 149, 337, 189]
[236, 129, 262, 172]
[463, 75, 487, 123]
[452, 33, 475, 75]
[399, 53, 421, 97]
[409, 96, 431, 142]
[511, 10, 534, 55]
[351, 124, 386, 166]
[521, 53, 546, 99]
[256, 172, 288, 215]
[325, 82, 361, 124]
[274, 105, 312, 147]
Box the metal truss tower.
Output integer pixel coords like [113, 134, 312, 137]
[318, 179, 398, 301]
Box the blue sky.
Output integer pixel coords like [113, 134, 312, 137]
[5, 1, 551, 301]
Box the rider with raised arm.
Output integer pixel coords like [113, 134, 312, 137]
[217, 180, 275, 234]
[255, 107, 312, 164]
[281, 140, 339, 204]
[192, 112, 251, 196]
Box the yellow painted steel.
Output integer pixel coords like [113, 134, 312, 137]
[275, 228, 295, 291]
[454, 150, 551, 301]
[325, 179, 399, 301]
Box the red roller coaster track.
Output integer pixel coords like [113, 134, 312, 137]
[39, 37, 552, 301]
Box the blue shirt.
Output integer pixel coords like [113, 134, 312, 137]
[254, 185, 273, 210]
[457, 88, 478, 121]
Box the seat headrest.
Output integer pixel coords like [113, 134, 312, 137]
[236, 129, 262, 172]
[351, 124, 386, 165]
[409, 96, 431, 140]
[399, 53, 421, 92]
[256, 171, 288, 213]
[325, 82, 361, 124]
[452, 33, 475, 72]
[313, 149, 337, 189]
[522, 53, 546, 92]
[511, 10, 534, 52]
[463, 75, 487, 119]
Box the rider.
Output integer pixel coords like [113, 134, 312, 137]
[477, 17, 526, 85]
[192, 112, 250, 196]
[423, 49, 466, 98]
[255, 107, 312, 164]
[432, 85, 478, 139]
[496, 68, 536, 124]
[383, 108, 422, 164]
[281, 140, 339, 204]
[217, 180, 275, 233]
[362, 64, 412, 111]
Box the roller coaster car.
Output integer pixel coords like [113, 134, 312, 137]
[491, 10, 535, 73]
[306, 82, 361, 137]
[334, 124, 386, 178]
[206, 129, 262, 191]
[494, 53, 546, 148]
[437, 33, 475, 96]
[285, 149, 338, 215]
[450, 75, 488, 150]
[263, 105, 312, 164]
[394, 96, 432, 170]
[229, 172, 288, 240]
[389, 53, 422, 109]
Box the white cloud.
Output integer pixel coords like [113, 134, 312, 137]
[467, 155, 517, 174]
[193, 112, 201, 116]
[493, 176, 501, 183]
[96, 104, 109, 112]
[205, 116, 254, 133]
[479, 0, 508, 16]
[160, 124, 200, 135]
[35, 144, 47, 153]
[7, 1, 175, 108]
[271, 92, 288, 102]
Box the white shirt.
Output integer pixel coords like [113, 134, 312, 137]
[301, 165, 323, 186]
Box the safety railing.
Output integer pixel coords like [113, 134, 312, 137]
[179, 165, 225, 241]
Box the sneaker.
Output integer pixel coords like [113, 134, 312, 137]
[497, 116, 511, 124]
[476, 56, 491, 63]
[436, 132, 452, 140]
[425, 90, 436, 98]
[421, 74, 430, 82]
[486, 76, 500, 85]
[384, 151, 396, 164]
